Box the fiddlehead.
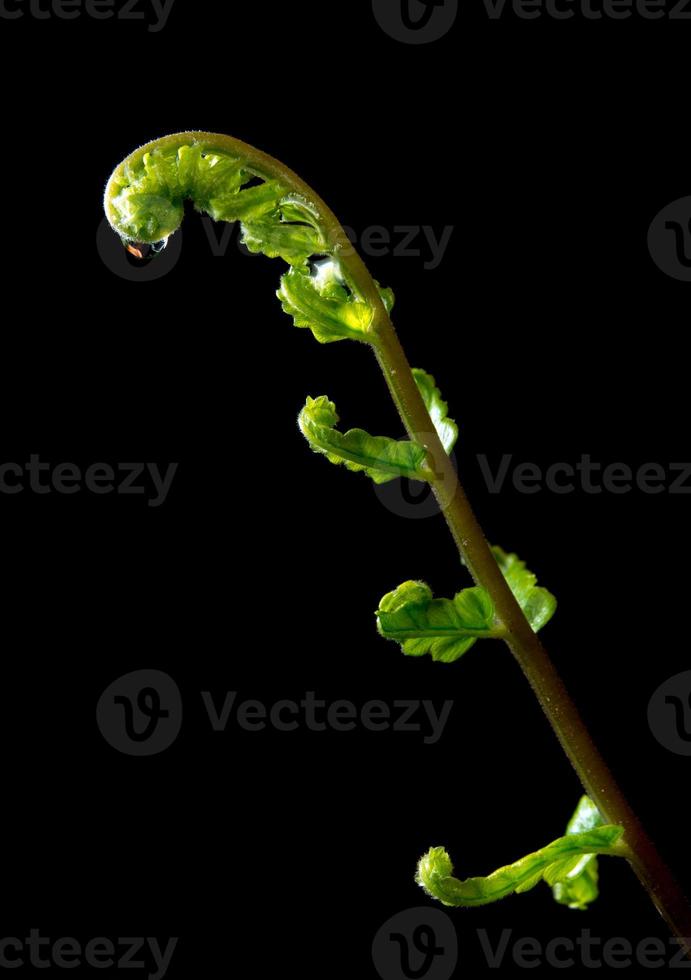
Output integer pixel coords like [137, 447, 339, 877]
[104, 131, 392, 344]
[418, 798, 625, 909]
[105, 133, 327, 260]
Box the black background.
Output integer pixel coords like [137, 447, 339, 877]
[1, 0, 690, 975]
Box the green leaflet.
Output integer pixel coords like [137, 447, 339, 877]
[492, 546, 557, 632]
[412, 369, 458, 454]
[298, 397, 429, 484]
[417, 818, 624, 908]
[278, 261, 389, 344]
[379, 548, 555, 663]
[299, 369, 456, 482]
[376, 582, 497, 663]
[552, 796, 607, 910]
[377, 283, 396, 316]
[240, 192, 328, 264]
[408, 369, 456, 456]
[241, 219, 325, 265]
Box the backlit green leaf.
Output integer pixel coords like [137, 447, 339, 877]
[278, 261, 380, 343]
[412, 369, 458, 454]
[417, 818, 624, 908]
[552, 796, 607, 910]
[493, 546, 557, 632]
[299, 368, 455, 482]
[298, 396, 429, 484]
[381, 547, 556, 663]
[376, 581, 496, 663]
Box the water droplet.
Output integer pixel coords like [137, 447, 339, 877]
[124, 238, 169, 263]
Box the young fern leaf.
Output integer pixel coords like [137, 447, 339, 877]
[379, 548, 555, 662]
[278, 260, 394, 344]
[412, 368, 458, 454]
[492, 546, 557, 632]
[298, 396, 429, 484]
[376, 582, 498, 662]
[416, 819, 624, 908]
[298, 369, 457, 483]
[552, 796, 609, 910]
